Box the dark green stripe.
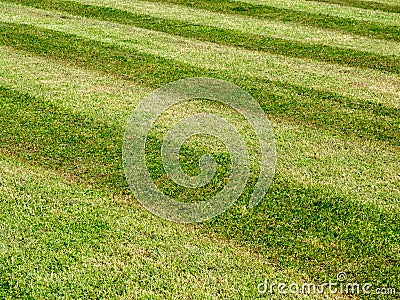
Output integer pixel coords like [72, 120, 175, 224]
[0, 85, 126, 191]
[143, 0, 400, 41]
[2, 0, 399, 75]
[0, 22, 399, 147]
[0, 23, 204, 85]
[250, 80, 400, 146]
[7, 0, 400, 41]
[306, 0, 400, 14]
[1, 86, 398, 288]
[211, 175, 400, 286]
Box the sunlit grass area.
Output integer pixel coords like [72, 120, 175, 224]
[0, 0, 399, 298]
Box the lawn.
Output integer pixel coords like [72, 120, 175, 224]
[0, 0, 399, 298]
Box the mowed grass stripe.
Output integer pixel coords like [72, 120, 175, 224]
[109, 0, 400, 41]
[2, 1, 399, 75]
[236, 0, 400, 25]
[1, 46, 398, 210]
[73, 0, 400, 56]
[306, 0, 400, 14]
[1, 32, 399, 111]
[3, 0, 400, 59]
[0, 23, 203, 85]
[0, 85, 126, 190]
[0, 44, 151, 123]
[0, 15, 397, 290]
[0, 24, 396, 206]
[0, 1, 399, 297]
[1, 3, 398, 110]
[0, 158, 289, 299]
[1, 86, 399, 289]
[212, 175, 400, 286]
[0, 22, 399, 147]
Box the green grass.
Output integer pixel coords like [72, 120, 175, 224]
[138, 0, 400, 39]
[306, 0, 400, 14]
[1, 156, 287, 299]
[1, 0, 399, 74]
[8, 0, 399, 41]
[0, 0, 399, 298]
[0, 23, 398, 146]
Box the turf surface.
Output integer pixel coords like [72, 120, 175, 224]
[0, 0, 399, 298]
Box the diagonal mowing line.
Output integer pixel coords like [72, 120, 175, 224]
[305, 0, 400, 14]
[1, 1, 398, 109]
[2, 0, 400, 58]
[0, 23, 399, 147]
[0, 85, 126, 191]
[112, 0, 400, 41]
[5, 0, 400, 41]
[1, 131, 398, 295]
[1, 0, 399, 74]
[0, 2, 398, 297]
[233, 0, 400, 23]
[210, 173, 400, 290]
[1, 86, 399, 292]
[66, 0, 400, 55]
[1, 45, 398, 212]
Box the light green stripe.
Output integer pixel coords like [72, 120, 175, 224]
[0, 155, 294, 298]
[43, 0, 400, 56]
[1, 46, 399, 210]
[235, 0, 400, 26]
[360, 0, 400, 5]
[0, 2, 399, 111]
[0, 45, 149, 125]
